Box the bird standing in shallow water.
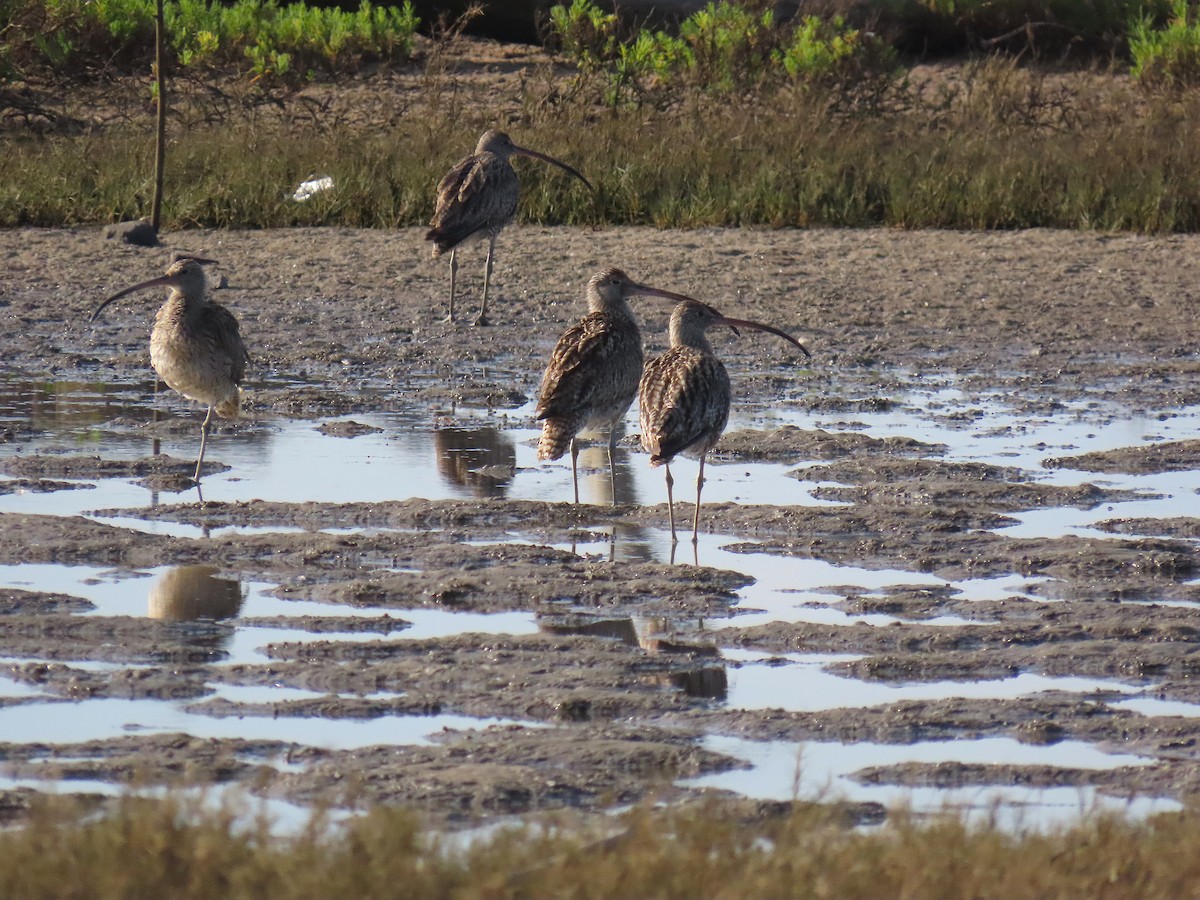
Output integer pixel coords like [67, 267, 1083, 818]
[91, 257, 248, 484]
[536, 268, 698, 504]
[426, 130, 593, 326]
[639, 299, 810, 545]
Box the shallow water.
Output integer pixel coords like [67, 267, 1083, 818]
[719, 650, 1140, 712]
[1, 376, 1195, 825]
[682, 734, 1182, 831]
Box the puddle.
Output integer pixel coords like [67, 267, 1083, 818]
[0, 695, 527, 749]
[0, 673, 48, 699]
[0, 563, 540, 667]
[1110, 697, 1200, 718]
[5, 379, 1196, 549]
[758, 387, 1200, 473]
[682, 735, 1180, 830]
[992, 469, 1200, 540]
[562, 531, 1025, 627]
[758, 390, 1200, 542]
[719, 651, 1140, 712]
[0, 380, 826, 523]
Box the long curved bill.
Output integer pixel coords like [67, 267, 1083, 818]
[628, 283, 701, 304]
[513, 145, 595, 193]
[91, 255, 216, 322]
[717, 315, 812, 358]
[90, 275, 177, 322]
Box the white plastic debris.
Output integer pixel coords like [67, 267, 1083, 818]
[292, 176, 334, 202]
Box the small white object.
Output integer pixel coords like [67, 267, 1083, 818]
[292, 176, 334, 202]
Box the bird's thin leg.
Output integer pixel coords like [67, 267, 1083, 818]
[194, 405, 214, 483]
[665, 462, 677, 544]
[152, 379, 162, 456]
[569, 437, 581, 504]
[606, 427, 619, 507]
[692, 453, 706, 545]
[447, 249, 458, 323]
[475, 233, 496, 327]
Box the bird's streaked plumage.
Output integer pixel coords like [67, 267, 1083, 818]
[92, 257, 248, 484]
[536, 267, 697, 504]
[640, 299, 809, 544]
[426, 130, 592, 326]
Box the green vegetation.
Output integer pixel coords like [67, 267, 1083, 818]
[4, 0, 1200, 232]
[4, 793, 1200, 899]
[5, 55, 1200, 233]
[542, 0, 1200, 102]
[547, 0, 895, 104]
[1, 0, 418, 79]
[1130, 0, 1200, 87]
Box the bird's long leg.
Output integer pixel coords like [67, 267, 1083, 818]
[194, 405, 214, 483]
[665, 462, 677, 544]
[570, 437, 580, 505]
[606, 427, 619, 507]
[152, 379, 161, 456]
[476, 233, 496, 327]
[448, 249, 458, 323]
[692, 452, 706, 545]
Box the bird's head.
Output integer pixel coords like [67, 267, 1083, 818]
[91, 256, 215, 322]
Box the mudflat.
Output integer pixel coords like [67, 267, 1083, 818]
[1, 223, 1198, 825]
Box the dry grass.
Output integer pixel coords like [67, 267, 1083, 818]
[3, 792, 1200, 899]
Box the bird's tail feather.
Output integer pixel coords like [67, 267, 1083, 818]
[538, 415, 585, 461]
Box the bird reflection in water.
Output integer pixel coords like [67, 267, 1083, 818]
[435, 425, 516, 499]
[147, 564, 244, 622]
[540, 614, 726, 698]
[572, 438, 655, 562]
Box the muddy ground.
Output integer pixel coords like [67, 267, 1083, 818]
[1, 223, 1200, 827]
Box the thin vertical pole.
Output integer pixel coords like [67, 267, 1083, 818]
[150, 0, 166, 231]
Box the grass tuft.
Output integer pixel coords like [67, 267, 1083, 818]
[4, 792, 1200, 899]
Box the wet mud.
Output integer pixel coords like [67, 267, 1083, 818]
[1, 225, 1199, 827]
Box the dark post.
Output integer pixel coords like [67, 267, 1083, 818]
[150, 0, 166, 231]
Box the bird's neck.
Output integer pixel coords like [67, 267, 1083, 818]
[587, 293, 635, 321]
[160, 290, 203, 327]
[669, 323, 713, 354]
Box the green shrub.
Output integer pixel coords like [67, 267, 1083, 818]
[676, 1, 776, 88]
[546, 0, 620, 68]
[778, 15, 884, 81]
[1130, 0, 1200, 87]
[1, 0, 418, 79]
[547, 0, 894, 104]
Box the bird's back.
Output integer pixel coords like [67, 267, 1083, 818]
[536, 311, 642, 460]
[639, 347, 730, 465]
[426, 152, 520, 255]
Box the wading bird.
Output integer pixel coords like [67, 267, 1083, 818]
[426, 130, 593, 326]
[91, 256, 248, 484]
[536, 268, 699, 505]
[639, 299, 810, 544]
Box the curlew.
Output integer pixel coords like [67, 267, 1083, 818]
[536, 267, 697, 505]
[639, 299, 810, 545]
[426, 130, 593, 326]
[91, 256, 249, 484]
